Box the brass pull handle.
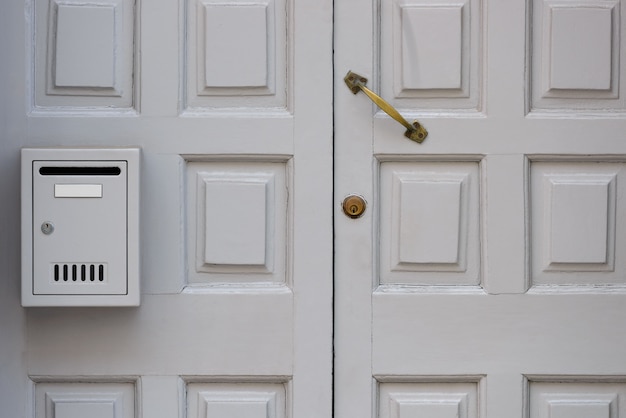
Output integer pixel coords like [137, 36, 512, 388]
[344, 71, 428, 143]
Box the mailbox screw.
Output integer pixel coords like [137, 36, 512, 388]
[41, 222, 54, 235]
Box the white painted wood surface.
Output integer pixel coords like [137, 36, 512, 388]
[0, 1, 332, 418]
[336, 1, 626, 418]
[3, 0, 626, 416]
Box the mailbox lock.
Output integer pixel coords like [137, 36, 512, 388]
[41, 221, 54, 235]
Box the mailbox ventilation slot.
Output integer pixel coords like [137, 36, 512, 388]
[39, 166, 121, 176]
[52, 263, 107, 282]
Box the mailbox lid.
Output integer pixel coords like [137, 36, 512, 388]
[32, 160, 128, 295]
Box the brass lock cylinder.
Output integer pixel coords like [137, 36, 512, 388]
[342, 195, 366, 219]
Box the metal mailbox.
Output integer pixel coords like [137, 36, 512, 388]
[22, 148, 140, 307]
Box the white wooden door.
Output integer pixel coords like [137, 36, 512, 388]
[335, 1, 626, 418]
[0, 0, 332, 417]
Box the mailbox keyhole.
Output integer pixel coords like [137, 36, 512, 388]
[41, 221, 54, 235]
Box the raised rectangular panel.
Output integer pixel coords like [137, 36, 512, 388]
[549, 401, 611, 418]
[203, 3, 268, 88]
[379, 381, 479, 418]
[528, 380, 626, 418]
[186, 161, 288, 285]
[399, 5, 462, 91]
[203, 177, 270, 266]
[34, 0, 135, 110]
[204, 400, 269, 417]
[185, 0, 288, 111]
[379, 161, 480, 287]
[548, 177, 613, 264]
[548, 6, 612, 91]
[530, 162, 626, 288]
[529, 0, 623, 113]
[380, 0, 482, 112]
[186, 382, 285, 418]
[54, 4, 116, 89]
[54, 402, 114, 418]
[391, 393, 466, 418]
[34, 381, 135, 418]
[395, 175, 464, 264]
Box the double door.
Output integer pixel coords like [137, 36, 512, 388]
[1, 0, 626, 417]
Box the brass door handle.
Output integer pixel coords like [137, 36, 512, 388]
[344, 71, 428, 143]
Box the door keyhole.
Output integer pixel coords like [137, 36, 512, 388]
[342, 195, 366, 219]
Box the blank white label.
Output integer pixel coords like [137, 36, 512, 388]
[55, 184, 103, 198]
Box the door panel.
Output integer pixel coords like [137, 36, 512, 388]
[378, 161, 481, 286]
[335, 1, 626, 418]
[0, 0, 332, 417]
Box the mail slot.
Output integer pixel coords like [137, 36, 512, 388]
[21, 148, 140, 307]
